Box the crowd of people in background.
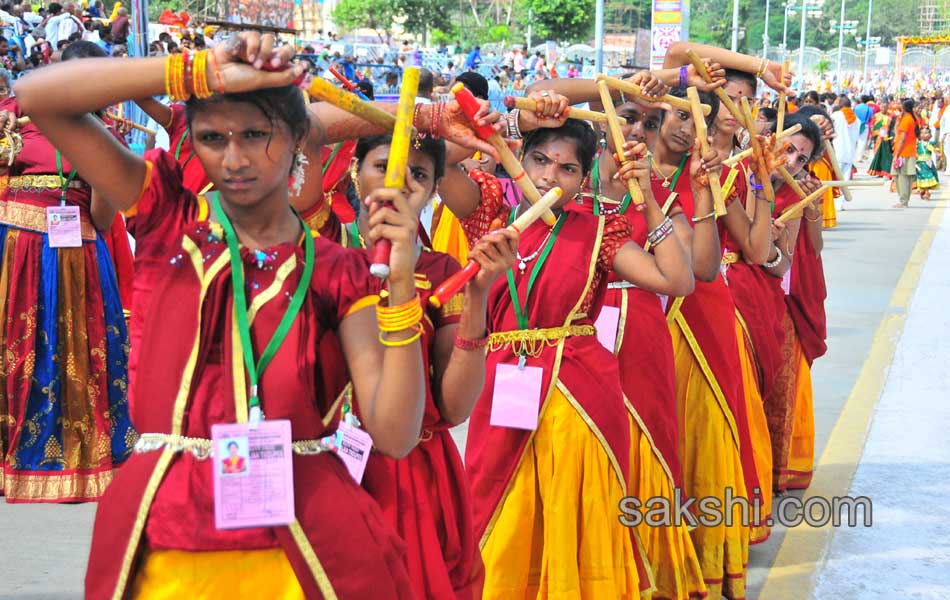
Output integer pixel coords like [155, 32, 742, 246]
[0, 11, 949, 598]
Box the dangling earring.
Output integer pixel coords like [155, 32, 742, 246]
[290, 148, 309, 196]
[350, 162, 362, 199]
[577, 171, 591, 203]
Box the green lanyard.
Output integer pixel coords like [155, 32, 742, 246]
[175, 129, 196, 169]
[322, 142, 345, 176]
[345, 221, 363, 249]
[657, 151, 689, 192]
[55, 151, 78, 206]
[591, 156, 631, 216]
[210, 192, 315, 423]
[505, 208, 565, 348]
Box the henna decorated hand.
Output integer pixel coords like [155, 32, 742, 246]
[614, 142, 650, 194]
[687, 60, 726, 92]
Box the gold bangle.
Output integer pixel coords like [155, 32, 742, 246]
[804, 209, 822, 222]
[169, 54, 188, 101]
[376, 294, 423, 332]
[164, 54, 175, 99]
[378, 323, 423, 347]
[756, 58, 769, 79]
[193, 50, 213, 99]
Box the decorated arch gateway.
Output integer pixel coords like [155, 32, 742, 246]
[895, 34, 950, 91]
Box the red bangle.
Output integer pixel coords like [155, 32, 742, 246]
[183, 51, 195, 98]
[454, 332, 489, 351]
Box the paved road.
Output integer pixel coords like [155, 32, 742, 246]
[1, 170, 943, 599]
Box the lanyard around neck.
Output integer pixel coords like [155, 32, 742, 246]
[505, 207, 565, 335]
[591, 154, 631, 216]
[210, 191, 315, 423]
[175, 128, 196, 168]
[54, 150, 78, 206]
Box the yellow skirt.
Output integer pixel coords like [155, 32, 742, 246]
[778, 339, 816, 490]
[131, 548, 305, 599]
[735, 318, 774, 545]
[627, 413, 707, 600]
[481, 384, 645, 599]
[814, 160, 837, 228]
[821, 188, 837, 228]
[669, 320, 749, 600]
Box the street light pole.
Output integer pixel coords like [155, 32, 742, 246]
[731, 0, 740, 51]
[836, 0, 845, 92]
[764, 0, 771, 58]
[863, 0, 873, 87]
[798, 0, 807, 82]
[595, 0, 604, 73]
[783, 4, 791, 52]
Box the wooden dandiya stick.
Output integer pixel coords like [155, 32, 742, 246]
[776, 185, 830, 223]
[777, 166, 806, 199]
[819, 179, 883, 187]
[597, 74, 711, 116]
[724, 124, 801, 166]
[776, 58, 790, 135]
[684, 49, 743, 123]
[504, 96, 621, 124]
[429, 187, 563, 308]
[740, 96, 775, 202]
[328, 66, 369, 101]
[307, 76, 414, 136]
[596, 79, 645, 208]
[823, 140, 854, 203]
[369, 66, 419, 280]
[451, 82, 557, 226]
[105, 112, 157, 136]
[686, 86, 726, 216]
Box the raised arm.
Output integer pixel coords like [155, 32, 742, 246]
[611, 145, 694, 296]
[13, 34, 303, 212]
[432, 229, 519, 425]
[338, 186, 427, 458]
[663, 41, 791, 95]
[134, 97, 173, 131]
[722, 140, 785, 265]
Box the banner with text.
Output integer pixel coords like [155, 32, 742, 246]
[650, 0, 689, 69]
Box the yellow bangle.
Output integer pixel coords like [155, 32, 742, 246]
[164, 54, 174, 99]
[378, 323, 423, 347]
[377, 294, 423, 332]
[176, 54, 189, 100]
[168, 54, 187, 101]
[193, 50, 213, 99]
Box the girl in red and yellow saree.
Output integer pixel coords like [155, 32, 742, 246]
[529, 76, 708, 600]
[765, 106, 831, 492]
[463, 117, 695, 598]
[651, 84, 761, 599]
[0, 41, 134, 504]
[344, 133, 518, 599]
[16, 32, 450, 598]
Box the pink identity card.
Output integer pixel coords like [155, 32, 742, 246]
[490, 363, 543, 431]
[595, 306, 620, 353]
[211, 419, 295, 530]
[46, 205, 82, 248]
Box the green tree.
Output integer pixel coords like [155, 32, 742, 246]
[689, 0, 923, 54]
[397, 0, 457, 37]
[521, 0, 595, 44]
[333, 0, 399, 42]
